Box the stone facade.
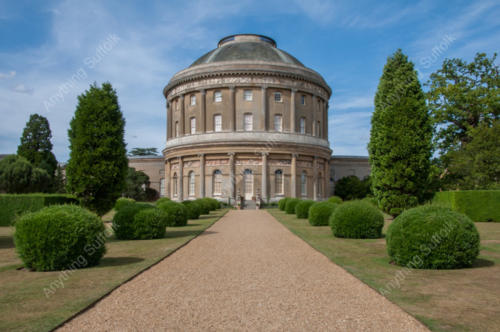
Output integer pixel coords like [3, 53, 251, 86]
[128, 156, 165, 195]
[162, 34, 332, 203]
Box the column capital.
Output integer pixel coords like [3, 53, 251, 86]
[229, 85, 236, 91]
[200, 89, 206, 95]
[261, 85, 268, 91]
[178, 156, 183, 162]
[197, 153, 205, 158]
[228, 152, 235, 157]
[261, 152, 269, 157]
[291, 88, 298, 93]
[180, 94, 185, 100]
[292, 153, 299, 158]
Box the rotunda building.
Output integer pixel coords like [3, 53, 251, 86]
[163, 34, 332, 204]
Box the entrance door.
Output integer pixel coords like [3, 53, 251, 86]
[243, 169, 253, 200]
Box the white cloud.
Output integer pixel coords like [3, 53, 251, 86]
[0, 71, 16, 79]
[333, 96, 373, 110]
[11, 84, 34, 94]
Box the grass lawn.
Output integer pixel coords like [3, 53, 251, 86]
[0, 208, 228, 332]
[268, 208, 500, 332]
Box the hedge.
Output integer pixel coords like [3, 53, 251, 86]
[295, 200, 315, 218]
[0, 194, 79, 226]
[14, 205, 106, 271]
[182, 200, 201, 220]
[157, 201, 189, 227]
[278, 197, 289, 211]
[285, 198, 301, 214]
[327, 196, 343, 205]
[329, 200, 384, 238]
[433, 190, 500, 222]
[112, 203, 155, 239]
[308, 201, 337, 226]
[133, 208, 169, 239]
[386, 205, 480, 269]
[114, 197, 135, 211]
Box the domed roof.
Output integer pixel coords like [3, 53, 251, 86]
[190, 34, 304, 67]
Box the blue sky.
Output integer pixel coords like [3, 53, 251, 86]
[0, 0, 499, 161]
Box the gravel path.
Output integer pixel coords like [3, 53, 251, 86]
[59, 210, 428, 331]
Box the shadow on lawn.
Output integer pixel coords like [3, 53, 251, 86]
[0, 235, 14, 249]
[98, 256, 145, 267]
[472, 258, 495, 268]
[165, 230, 216, 239]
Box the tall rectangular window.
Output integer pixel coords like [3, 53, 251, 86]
[214, 114, 222, 132]
[301, 95, 306, 105]
[243, 90, 253, 101]
[214, 91, 222, 102]
[244, 113, 253, 131]
[190, 117, 196, 135]
[274, 92, 282, 102]
[175, 121, 179, 137]
[299, 117, 306, 134]
[190, 95, 196, 106]
[274, 114, 283, 132]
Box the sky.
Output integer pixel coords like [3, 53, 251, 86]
[0, 0, 499, 161]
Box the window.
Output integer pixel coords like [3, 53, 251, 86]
[190, 117, 196, 135]
[275, 170, 283, 194]
[175, 121, 179, 137]
[243, 90, 253, 101]
[214, 91, 222, 102]
[318, 172, 323, 198]
[173, 173, 178, 196]
[188, 171, 195, 197]
[317, 121, 321, 137]
[244, 113, 253, 131]
[190, 95, 196, 106]
[160, 178, 165, 197]
[274, 114, 283, 132]
[299, 117, 306, 134]
[213, 170, 222, 195]
[301, 95, 306, 105]
[214, 114, 222, 132]
[274, 92, 282, 102]
[301, 171, 307, 196]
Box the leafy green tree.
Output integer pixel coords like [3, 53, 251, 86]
[334, 175, 372, 200]
[17, 114, 58, 178]
[123, 167, 150, 200]
[368, 50, 433, 215]
[128, 147, 159, 156]
[0, 155, 50, 193]
[66, 83, 128, 215]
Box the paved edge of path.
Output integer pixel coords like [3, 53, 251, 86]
[265, 209, 430, 331]
[50, 209, 229, 332]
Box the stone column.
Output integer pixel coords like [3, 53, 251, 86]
[180, 95, 185, 136]
[312, 95, 317, 136]
[313, 156, 318, 201]
[178, 156, 183, 201]
[261, 152, 268, 203]
[228, 152, 235, 202]
[164, 159, 169, 198]
[291, 153, 297, 198]
[166, 101, 171, 139]
[200, 89, 206, 133]
[324, 158, 330, 198]
[290, 89, 296, 132]
[261, 86, 267, 131]
[324, 101, 328, 139]
[229, 86, 236, 131]
[199, 153, 205, 198]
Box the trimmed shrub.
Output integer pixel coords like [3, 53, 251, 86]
[114, 197, 135, 211]
[112, 203, 153, 239]
[133, 208, 169, 239]
[195, 199, 211, 215]
[0, 194, 79, 226]
[327, 196, 343, 205]
[182, 200, 201, 220]
[386, 205, 480, 269]
[285, 198, 301, 214]
[155, 197, 171, 206]
[201, 197, 220, 210]
[295, 200, 315, 218]
[158, 201, 188, 227]
[330, 200, 384, 238]
[308, 201, 337, 226]
[278, 197, 289, 211]
[433, 190, 500, 222]
[14, 205, 105, 271]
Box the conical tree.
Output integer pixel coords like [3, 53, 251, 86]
[66, 83, 128, 215]
[17, 113, 58, 178]
[368, 50, 433, 215]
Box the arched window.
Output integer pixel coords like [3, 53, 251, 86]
[300, 117, 306, 134]
[244, 113, 253, 131]
[301, 171, 307, 196]
[213, 170, 222, 195]
[188, 171, 195, 197]
[173, 173, 178, 197]
[275, 170, 283, 194]
[274, 114, 283, 132]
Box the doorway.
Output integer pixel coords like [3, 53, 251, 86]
[243, 169, 253, 200]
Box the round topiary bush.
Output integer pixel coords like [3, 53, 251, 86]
[278, 197, 289, 211]
[386, 205, 480, 269]
[182, 200, 201, 220]
[112, 203, 153, 240]
[295, 200, 315, 219]
[133, 208, 169, 239]
[114, 197, 135, 211]
[14, 205, 106, 271]
[200, 197, 220, 211]
[195, 199, 211, 215]
[308, 201, 337, 226]
[158, 201, 188, 227]
[328, 196, 343, 205]
[285, 198, 301, 214]
[330, 200, 384, 238]
[155, 197, 171, 206]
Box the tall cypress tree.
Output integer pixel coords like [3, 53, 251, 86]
[17, 113, 58, 178]
[368, 50, 433, 215]
[66, 83, 128, 215]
